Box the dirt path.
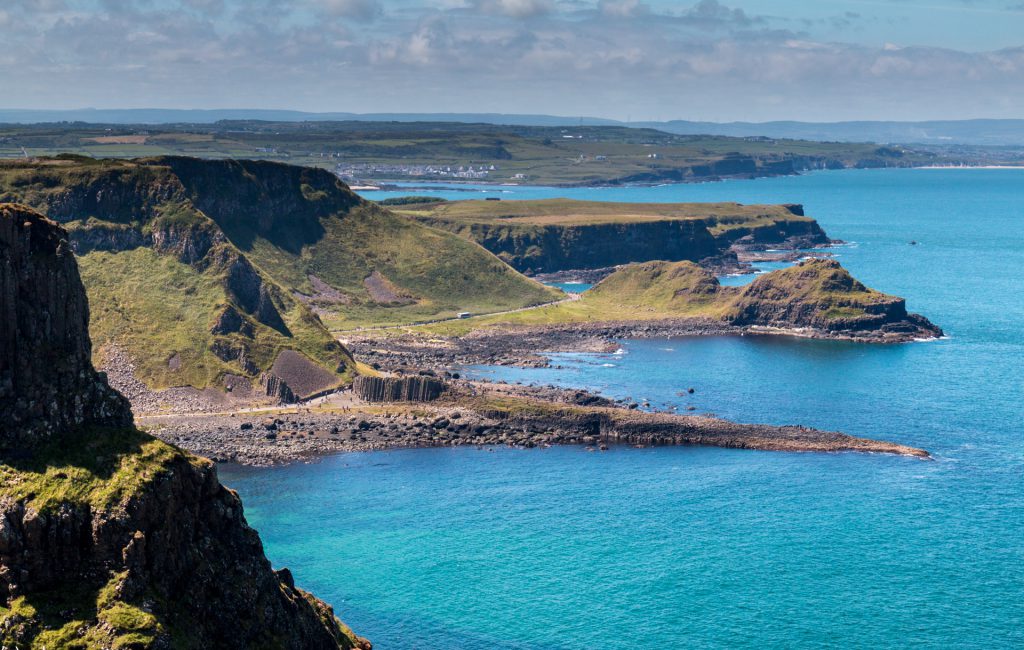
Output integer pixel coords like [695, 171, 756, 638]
[331, 292, 581, 335]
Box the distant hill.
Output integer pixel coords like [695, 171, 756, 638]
[0, 108, 619, 127]
[4, 109, 1024, 145]
[637, 119, 1024, 146]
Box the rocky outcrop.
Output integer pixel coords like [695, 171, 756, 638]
[0, 205, 368, 649]
[221, 251, 291, 335]
[0, 447, 368, 649]
[724, 259, 943, 338]
[0, 204, 131, 450]
[0, 158, 356, 398]
[353, 375, 447, 402]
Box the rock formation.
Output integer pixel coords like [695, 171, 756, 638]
[0, 204, 131, 450]
[0, 203, 368, 649]
[353, 375, 447, 402]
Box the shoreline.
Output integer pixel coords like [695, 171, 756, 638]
[139, 381, 930, 467]
[352, 164, 1023, 193]
[346, 317, 944, 370]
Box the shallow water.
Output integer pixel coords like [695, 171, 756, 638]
[223, 169, 1024, 648]
[542, 281, 593, 293]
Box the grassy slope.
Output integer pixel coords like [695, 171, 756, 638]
[240, 201, 560, 330]
[78, 247, 353, 391]
[0, 158, 558, 391]
[416, 259, 896, 336]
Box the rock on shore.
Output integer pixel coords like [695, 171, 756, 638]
[139, 382, 928, 466]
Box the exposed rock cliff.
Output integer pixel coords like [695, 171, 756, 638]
[0, 157, 554, 396]
[0, 205, 131, 450]
[424, 218, 719, 274]
[406, 199, 830, 274]
[353, 375, 447, 402]
[0, 204, 368, 649]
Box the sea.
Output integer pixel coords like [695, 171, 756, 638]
[221, 168, 1024, 649]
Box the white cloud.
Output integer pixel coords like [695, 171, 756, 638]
[472, 0, 554, 18]
[1, 0, 1022, 120]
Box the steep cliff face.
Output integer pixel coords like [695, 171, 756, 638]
[407, 200, 831, 274]
[0, 205, 131, 450]
[0, 204, 368, 649]
[424, 218, 719, 274]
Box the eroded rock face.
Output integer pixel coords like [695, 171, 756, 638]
[353, 375, 447, 403]
[0, 204, 132, 449]
[0, 202, 368, 649]
[0, 449, 367, 649]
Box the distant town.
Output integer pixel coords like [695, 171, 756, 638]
[336, 162, 498, 181]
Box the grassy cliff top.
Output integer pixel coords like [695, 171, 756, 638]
[398, 198, 810, 230]
[416, 259, 911, 336]
[0, 428, 198, 514]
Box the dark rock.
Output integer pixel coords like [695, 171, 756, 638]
[353, 375, 446, 403]
[0, 204, 133, 450]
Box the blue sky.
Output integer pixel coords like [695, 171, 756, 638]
[1, 0, 1023, 121]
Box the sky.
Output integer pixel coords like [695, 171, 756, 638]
[1, 0, 1024, 122]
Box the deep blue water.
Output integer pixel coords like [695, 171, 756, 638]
[222, 169, 1024, 649]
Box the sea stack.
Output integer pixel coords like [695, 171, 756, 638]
[0, 203, 369, 649]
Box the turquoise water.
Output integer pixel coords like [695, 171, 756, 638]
[543, 281, 593, 293]
[222, 169, 1024, 648]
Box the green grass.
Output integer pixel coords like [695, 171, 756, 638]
[414, 259, 898, 336]
[397, 198, 808, 229]
[77, 246, 352, 391]
[0, 156, 558, 389]
[0, 428, 199, 514]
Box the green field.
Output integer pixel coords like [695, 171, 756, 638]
[396, 198, 811, 231]
[0, 120, 961, 186]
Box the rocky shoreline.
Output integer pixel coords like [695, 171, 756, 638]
[345, 316, 942, 371]
[139, 381, 929, 466]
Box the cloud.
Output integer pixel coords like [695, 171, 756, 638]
[470, 0, 555, 18]
[598, 0, 650, 17]
[683, 0, 763, 27]
[1, 0, 1023, 121]
[315, 0, 384, 21]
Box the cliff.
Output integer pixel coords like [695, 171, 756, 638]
[402, 199, 829, 274]
[0, 205, 131, 450]
[0, 204, 368, 649]
[0, 157, 556, 398]
[724, 259, 941, 336]
[353, 375, 447, 402]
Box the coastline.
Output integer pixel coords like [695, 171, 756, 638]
[346, 317, 944, 370]
[139, 380, 930, 466]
